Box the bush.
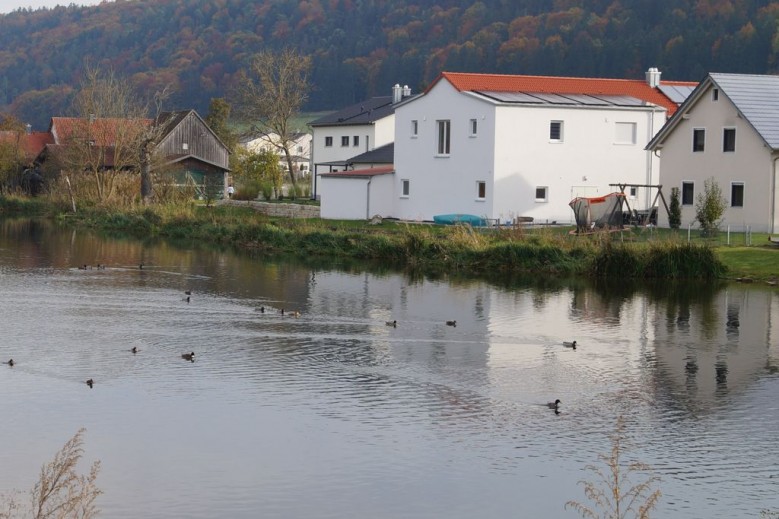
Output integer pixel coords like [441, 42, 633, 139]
[695, 177, 727, 237]
[669, 187, 681, 229]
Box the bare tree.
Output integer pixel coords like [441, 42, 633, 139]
[233, 48, 311, 196]
[0, 428, 101, 519]
[55, 65, 170, 205]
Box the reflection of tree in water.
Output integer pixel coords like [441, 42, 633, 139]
[715, 360, 728, 391]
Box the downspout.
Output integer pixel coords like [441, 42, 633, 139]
[772, 155, 779, 234]
[645, 109, 656, 209]
[366, 176, 373, 220]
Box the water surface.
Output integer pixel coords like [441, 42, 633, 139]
[0, 219, 778, 518]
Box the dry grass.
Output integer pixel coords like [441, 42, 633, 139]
[0, 429, 101, 519]
[566, 416, 661, 519]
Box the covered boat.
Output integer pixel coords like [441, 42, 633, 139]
[433, 214, 489, 227]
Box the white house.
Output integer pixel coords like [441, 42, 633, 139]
[310, 85, 412, 198]
[390, 70, 695, 224]
[647, 73, 779, 234]
[242, 131, 312, 176]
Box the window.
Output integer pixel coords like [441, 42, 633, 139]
[297, 145, 303, 153]
[401, 179, 410, 197]
[682, 181, 694, 205]
[353, 135, 360, 147]
[436, 120, 450, 155]
[712, 88, 719, 101]
[614, 122, 637, 144]
[470, 119, 478, 136]
[723, 128, 736, 152]
[693, 128, 705, 152]
[476, 181, 486, 200]
[629, 186, 637, 199]
[731, 182, 744, 207]
[549, 121, 563, 142]
[535, 186, 548, 202]
[411, 120, 418, 137]
[341, 136, 349, 147]
[325, 136, 333, 147]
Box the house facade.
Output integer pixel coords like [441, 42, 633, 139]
[390, 71, 694, 224]
[242, 132, 312, 176]
[647, 73, 779, 233]
[309, 85, 412, 198]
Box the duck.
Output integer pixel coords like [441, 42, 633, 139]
[259, 306, 265, 313]
[184, 290, 192, 295]
[78, 264, 88, 270]
[446, 320, 457, 327]
[139, 263, 144, 270]
[547, 399, 561, 409]
[3, 359, 13, 366]
[181, 352, 195, 361]
[290, 310, 301, 318]
[185, 296, 190, 304]
[130, 346, 139, 354]
[563, 341, 577, 349]
[385, 320, 397, 327]
[86, 379, 94, 388]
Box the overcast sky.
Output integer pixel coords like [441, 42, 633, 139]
[0, 0, 107, 14]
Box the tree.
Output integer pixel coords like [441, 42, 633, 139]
[695, 177, 727, 237]
[0, 114, 27, 193]
[204, 98, 238, 153]
[566, 416, 661, 519]
[58, 65, 169, 206]
[233, 147, 283, 199]
[233, 49, 311, 196]
[668, 187, 681, 229]
[0, 428, 101, 519]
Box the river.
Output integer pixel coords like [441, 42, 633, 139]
[0, 219, 777, 518]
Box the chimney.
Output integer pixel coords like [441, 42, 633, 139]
[402, 84, 411, 98]
[645, 67, 661, 88]
[88, 113, 96, 123]
[392, 83, 402, 104]
[25, 123, 32, 134]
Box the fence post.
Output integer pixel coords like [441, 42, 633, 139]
[688, 222, 692, 243]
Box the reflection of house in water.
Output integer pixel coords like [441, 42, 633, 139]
[651, 286, 779, 408]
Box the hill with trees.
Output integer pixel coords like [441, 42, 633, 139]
[2, 0, 778, 129]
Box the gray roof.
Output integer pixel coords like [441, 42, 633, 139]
[309, 97, 394, 127]
[477, 91, 647, 107]
[347, 142, 394, 165]
[658, 84, 696, 104]
[710, 73, 779, 149]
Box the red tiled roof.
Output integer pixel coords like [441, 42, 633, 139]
[0, 130, 54, 161]
[431, 72, 697, 115]
[321, 166, 395, 177]
[50, 117, 152, 146]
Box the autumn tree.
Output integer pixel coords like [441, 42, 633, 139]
[0, 114, 27, 193]
[233, 48, 311, 197]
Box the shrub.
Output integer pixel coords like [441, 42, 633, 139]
[695, 177, 727, 237]
[668, 187, 681, 229]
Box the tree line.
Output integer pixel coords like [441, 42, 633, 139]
[2, 0, 779, 129]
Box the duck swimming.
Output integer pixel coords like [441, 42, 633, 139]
[181, 352, 195, 361]
[446, 320, 457, 327]
[563, 341, 577, 349]
[4, 359, 13, 366]
[86, 379, 94, 388]
[386, 320, 397, 327]
[130, 347, 139, 354]
[547, 399, 561, 409]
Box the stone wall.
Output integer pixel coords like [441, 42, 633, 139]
[219, 200, 320, 219]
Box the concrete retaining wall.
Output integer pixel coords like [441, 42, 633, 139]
[219, 200, 320, 219]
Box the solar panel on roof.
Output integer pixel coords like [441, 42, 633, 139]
[589, 95, 645, 106]
[658, 85, 695, 104]
[555, 94, 610, 106]
[477, 91, 546, 103]
[525, 92, 578, 104]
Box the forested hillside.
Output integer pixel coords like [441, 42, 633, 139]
[2, 0, 778, 129]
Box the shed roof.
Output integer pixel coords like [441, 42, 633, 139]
[347, 142, 394, 165]
[320, 165, 395, 178]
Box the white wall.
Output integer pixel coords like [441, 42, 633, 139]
[393, 81, 496, 222]
[319, 174, 395, 220]
[393, 78, 665, 224]
[493, 104, 665, 224]
[655, 83, 775, 233]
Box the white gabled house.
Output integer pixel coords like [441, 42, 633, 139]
[647, 73, 779, 233]
[242, 131, 312, 176]
[391, 70, 695, 224]
[310, 85, 412, 198]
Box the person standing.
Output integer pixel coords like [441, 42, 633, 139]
[227, 184, 235, 199]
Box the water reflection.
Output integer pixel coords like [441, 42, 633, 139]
[0, 218, 778, 518]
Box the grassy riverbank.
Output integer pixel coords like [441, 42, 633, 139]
[2, 195, 777, 281]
